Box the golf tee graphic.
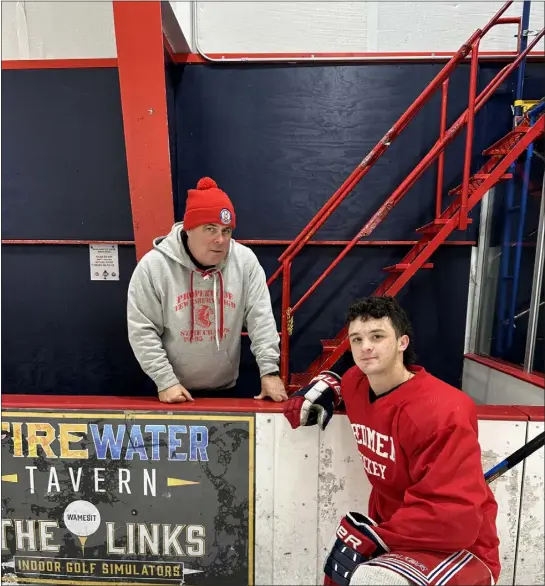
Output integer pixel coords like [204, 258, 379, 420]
[63, 500, 101, 555]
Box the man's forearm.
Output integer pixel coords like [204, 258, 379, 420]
[129, 330, 179, 391]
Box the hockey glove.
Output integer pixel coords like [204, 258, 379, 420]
[283, 371, 342, 431]
[324, 512, 389, 586]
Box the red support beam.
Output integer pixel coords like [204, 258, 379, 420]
[113, 1, 174, 261]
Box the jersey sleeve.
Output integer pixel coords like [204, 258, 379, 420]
[371, 412, 490, 553]
[340, 367, 363, 406]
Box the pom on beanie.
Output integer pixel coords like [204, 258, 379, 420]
[184, 177, 236, 230]
[196, 177, 217, 190]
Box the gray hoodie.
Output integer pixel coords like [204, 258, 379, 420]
[127, 223, 280, 392]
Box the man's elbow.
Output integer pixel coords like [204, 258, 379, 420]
[447, 511, 483, 550]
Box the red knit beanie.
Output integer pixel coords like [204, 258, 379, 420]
[183, 177, 236, 230]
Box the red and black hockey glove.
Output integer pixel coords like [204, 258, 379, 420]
[324, 512, 389, 586]
[283, 371, 342, 431]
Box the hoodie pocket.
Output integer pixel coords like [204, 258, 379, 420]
[176, 349, 236, 391]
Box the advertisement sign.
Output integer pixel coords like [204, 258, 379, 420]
[1, 410, 255, 585]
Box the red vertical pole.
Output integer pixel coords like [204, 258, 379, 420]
[461, 41, 480, 230]
[113, 1, 174, 261]
[436, 79, 449, 218]
[280, 261, 292, 386]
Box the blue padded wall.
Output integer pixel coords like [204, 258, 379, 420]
[1, 245, 150, 395]
[2, 69, 134, 240]
[1, 68, 151, 396]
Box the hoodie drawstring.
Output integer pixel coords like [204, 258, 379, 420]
[217, 271, 225, 345]
[213, 276, 219, 350]
[189, 271, 195, 343]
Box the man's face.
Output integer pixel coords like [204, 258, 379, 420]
[348, 316, 408, 376]
[186, 223, 233, 266]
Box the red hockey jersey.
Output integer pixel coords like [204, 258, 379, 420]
[341, 365, 501, 582]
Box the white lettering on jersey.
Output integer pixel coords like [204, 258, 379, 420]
[360, 454, 387, 479]
[376, 432, 389, 458]
[351, 424, 396, 462]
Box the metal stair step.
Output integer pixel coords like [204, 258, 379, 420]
[485, 148, 516, 156]
[289, 373, 311, 389]
[449, 173, 512, 196]
[321, 339, 341, 352]
[383, 262, 434, 272]
[415, 217, 472, 234]
[483, 130, 527, 156]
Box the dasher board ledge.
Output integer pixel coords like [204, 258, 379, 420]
[2, 395, 543, 420]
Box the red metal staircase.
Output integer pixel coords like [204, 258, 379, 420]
[262, 0, 545, 391]
[289, 111, 544, 389]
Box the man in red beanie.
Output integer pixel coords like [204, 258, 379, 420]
[127, 177, 288, 403]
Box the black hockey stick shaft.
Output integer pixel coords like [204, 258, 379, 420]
[484, 430, 545, 484]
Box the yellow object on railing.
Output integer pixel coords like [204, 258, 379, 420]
[514, 99, 540, 113]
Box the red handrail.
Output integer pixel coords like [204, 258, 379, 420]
[290, 27, 544, 315]
[267, 1, 518, 289]
[265, 27, 484, 288]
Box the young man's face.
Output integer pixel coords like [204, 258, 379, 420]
[348, 316, 409, 376]
[186, 223, 233, 266]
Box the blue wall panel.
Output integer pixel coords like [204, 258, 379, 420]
[1, 68, 147, 396]
[1, 68, 133, 241]
[1, 245, 151, 396]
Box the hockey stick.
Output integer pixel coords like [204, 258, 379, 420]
[484, 430, 545, 484]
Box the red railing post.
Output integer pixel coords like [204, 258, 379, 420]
[436, 79, 449, 218]
[280, 260, 292, 385]
[460, 40, 481, 230]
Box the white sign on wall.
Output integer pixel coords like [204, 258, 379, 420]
[89, 244, 119, 281]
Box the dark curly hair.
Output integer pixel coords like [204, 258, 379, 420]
[346, 296, 416, 366]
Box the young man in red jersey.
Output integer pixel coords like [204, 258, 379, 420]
[284, 296, 500, 586]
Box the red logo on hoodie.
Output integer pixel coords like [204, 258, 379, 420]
[195, 304, 213, 328]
